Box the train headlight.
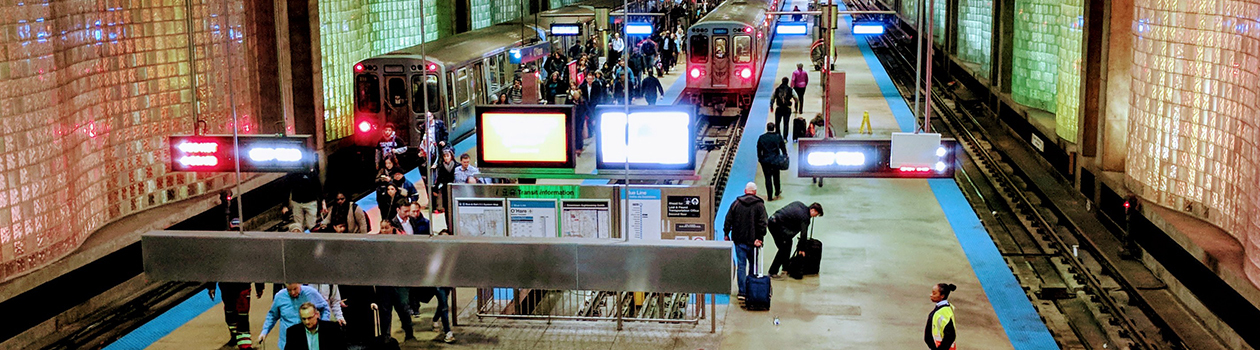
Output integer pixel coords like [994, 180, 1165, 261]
[358, 121, 373, 133]
[690, 68, 702, 79]
[739, 67, 752, 79]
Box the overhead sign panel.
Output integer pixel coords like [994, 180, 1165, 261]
[797, 138, 957, 178]
[595, 105, 696, 171]
[775, 23, 809, 35]
[551, 23, 582, 36]
[476, 105, 575, 169]
[168, 135, 315, 173]
[625, 23, 653, 35]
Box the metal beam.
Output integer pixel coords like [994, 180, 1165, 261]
[765, 10, 896, 15]
[142, 231, 733, 294]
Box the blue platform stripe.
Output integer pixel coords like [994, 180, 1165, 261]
[104, 287, 220, 350]
[661, 71, 688, 103]
[842, 2, 1059, 347]
[929, 180, 1059, 349]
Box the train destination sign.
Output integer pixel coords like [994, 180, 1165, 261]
[797, 137, 958, 178]
[168, 135, 315, 173]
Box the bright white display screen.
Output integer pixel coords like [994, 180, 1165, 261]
[552, 24, 581, 36]
[852, 23, 886, 35]
[481, 112, 569, 164]
[626, 23, 654, 35]
[776, 23, 808, 35]
[599, 111, 691, 166]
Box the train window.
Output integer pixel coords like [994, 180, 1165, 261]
[734, 36, 752, 63]
[713, 37, 728, 59]
[455, 68, 470, 105]
[689, 35, 708, 63]
[355, 74, 380, 113]
[486, 57, 500, 92]
[386, 77, 407, 107]
[412, 74, 441, 113]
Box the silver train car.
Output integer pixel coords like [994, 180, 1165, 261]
[684, 0, 778, 117]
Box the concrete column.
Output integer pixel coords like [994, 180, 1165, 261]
[993, 0, 1014, 94]
[1098, 0, 1132, 171]
[244, 0, 284, 135]
[1079, 0, 1105, 157]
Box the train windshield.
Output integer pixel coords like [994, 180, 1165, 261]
[690, 35, 708, 63]
[713, 37, 727, 59]
[355, 74, 380, 113]
[386, 77, 407, 107]
[734, 36, 752, 63]
[412, 74, 440, 113]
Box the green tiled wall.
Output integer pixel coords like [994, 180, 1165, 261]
[472, 0, 492, 30]
[492, 0, 523, 24]
[957, 0, 992, 79]
[320, 0, 445, 141]
[1054, 0, 1083, 142]
[1011, 0, 1059, 112]
[901, 0, 919, 28]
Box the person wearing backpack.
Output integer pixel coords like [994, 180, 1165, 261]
[322, 192, 369, 233]
[772, 78, 796, 139]
[756, 122, 787, 201]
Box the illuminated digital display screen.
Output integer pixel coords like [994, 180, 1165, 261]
[852, 23, 886, 35]
[626, 23, 654, 35]
[595, 105, 696, 171]
[551, 24, 581, 36]
[775, 23, 808, 35]
[476, 105, 574, 168]
[168, 135, 315, 173]
[796, 138, 957, 178]
[713, 28, 728, 34]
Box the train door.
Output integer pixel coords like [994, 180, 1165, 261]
[449, 67, 475, 140]
[470, 62, 486, 104]
[484, 54, 508, 100]
[710, 35, 730, 87]
[354, 72, 382, 145]
[383, 72, 412, 143]
[412, 73, 444, 148]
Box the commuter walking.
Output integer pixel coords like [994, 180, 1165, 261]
[773, 78, 796, 139]
[375, 124, 407, 169]
[289, 173, 321, 232]
[283, 302, 346, 350]
[311, 284, 345, 326]
[756, 122, 787, 200]
[260, 284, 332, 350]
[322, 192, 369, 233]
[376, 284, 416, 342]
[766, 201, 824, 277]
[641, 71, 664, 105]
[925, 283, 959, 350]
[610, 32, 625, 63]
[393, 202, 430, 236]
[336, 285, 377, 348]
[389, 170, 418, 202]
[722, 182, 767, 301]
[791, 63, 809, 114]
[205, 282, 265, 349]
[431, 287, 456, 343]
[376, 183, 407, 223]
[432, 149, 457, 213]
[453, 154, 480, 184]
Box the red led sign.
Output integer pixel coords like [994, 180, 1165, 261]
[168, 135, 315, 173]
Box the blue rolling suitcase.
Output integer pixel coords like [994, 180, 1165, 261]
[745, 247, 772, 311]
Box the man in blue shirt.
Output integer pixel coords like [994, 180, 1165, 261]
[453, 154, 480, 184]
[260, 283, 332, 349]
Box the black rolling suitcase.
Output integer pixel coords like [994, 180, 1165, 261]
[792, 117, 808, 140]
[787, 221, 823, 279]
[744, 248, 772, 311]
[368, 293, 402, 350]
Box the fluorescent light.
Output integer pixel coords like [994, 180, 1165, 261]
[936, 147, 947, 157]
[248, 147, 304, 162]
[626, 23, 653, 35]
[852, 23, 885, 35]
[935, 161, 947, 172]
[835, 152, 865, 166]
[807, 152, 836, 166]
[775, 23, 808, 35]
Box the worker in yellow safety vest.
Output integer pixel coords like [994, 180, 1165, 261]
[924, 283, 958, 350]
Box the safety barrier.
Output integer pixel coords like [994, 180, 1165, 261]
[473, 288, 717, 331]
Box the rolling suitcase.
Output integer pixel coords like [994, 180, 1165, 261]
[788, 220, 823, 279]
[792, 117, 808, 140]
[369, 295, 402, 350]
[744, 247, 772, 311]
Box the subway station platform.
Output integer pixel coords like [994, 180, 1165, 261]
[109, 1, 1058, 349]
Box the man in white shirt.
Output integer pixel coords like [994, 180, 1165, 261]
[392, 203, 415, 236]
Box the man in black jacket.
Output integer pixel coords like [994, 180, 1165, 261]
[285, 302, 346, 350]
[756, 122, 787, 200]
[767, 201, 824, 276]
[773, 78, 796, 139]
[723, 182, 767, 299]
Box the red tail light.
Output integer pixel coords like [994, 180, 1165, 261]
[358, 121, 373, 133]
[690, 68, 702, 78]
[354, 63, 364, 72]
[739, 67, 753, 79]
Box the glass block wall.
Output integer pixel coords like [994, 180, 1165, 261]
[957, 0, 992, 79]
[492, 0, 523, 25]
[472, 0, 493, 30]
[1053, 0, 1083, 142]
[551, 0, 581, 9]
[1126, 0, 1260, 288]
[933, 0, 947, 44]
[901, 0, 920, 28]
[0, 0, 254, 281]
[1011, 0, 1060, 112]
[320, 0, 444, 141]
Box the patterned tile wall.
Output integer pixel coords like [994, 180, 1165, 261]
[492, 0, 523, 25]
[901, 0, 919, 28]
[0, 0, 256, 281]
[471, 0, 492, 30]
[319, 0, 444, 141]
[1011, 0, 1060, 112]
[933, 0, 946, 44]
[1054, 0, 1083, 142]
[1125, 0, 1260, 288]
[957, 0, 992, 79]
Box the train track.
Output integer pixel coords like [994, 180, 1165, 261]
[852, 1, 1225, 348]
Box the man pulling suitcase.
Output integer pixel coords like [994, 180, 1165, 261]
[767, 202, 824, 278]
